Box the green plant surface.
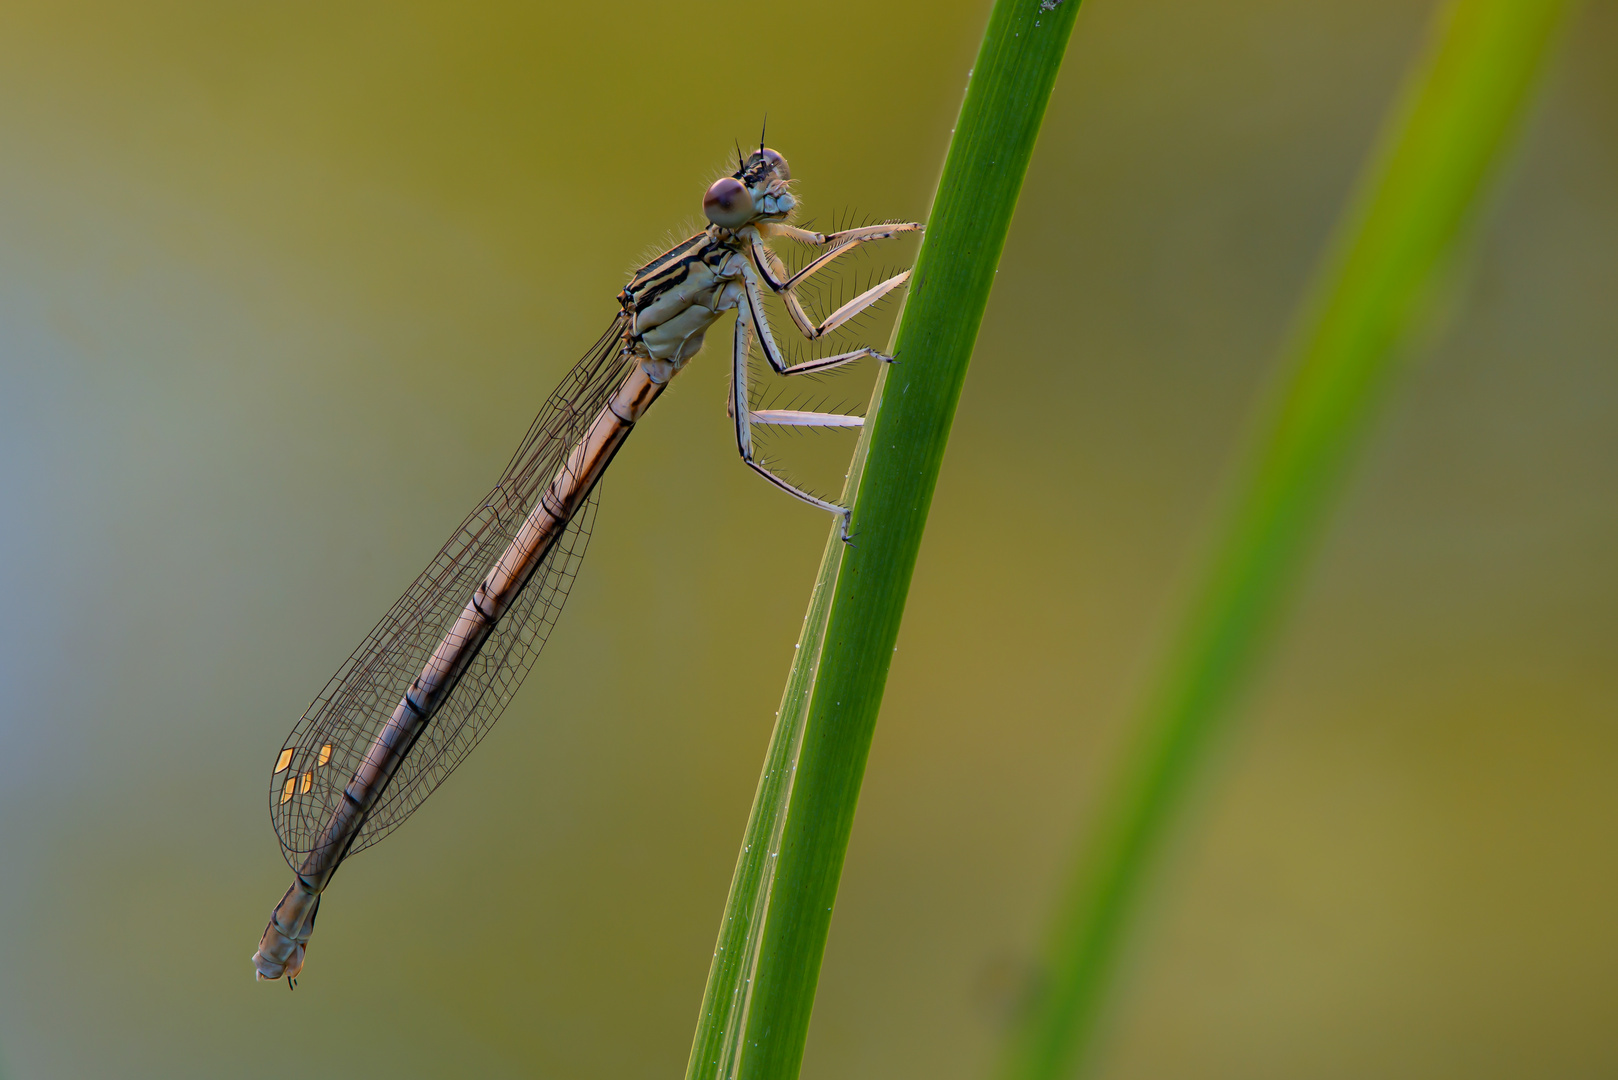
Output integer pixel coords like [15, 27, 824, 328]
[683, 0, 1084, 1076]
[998, 2, 1572, 1078]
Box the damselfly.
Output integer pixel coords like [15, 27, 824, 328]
[252, 143, 921, 983]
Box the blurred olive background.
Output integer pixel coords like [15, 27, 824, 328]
[0, 0, 1613, 1077]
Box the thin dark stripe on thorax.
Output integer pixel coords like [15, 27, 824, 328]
[621, 232, 727, 312]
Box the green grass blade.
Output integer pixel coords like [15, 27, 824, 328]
[683, 0, 1084, 1076]
[998, 2, 1571, 1079]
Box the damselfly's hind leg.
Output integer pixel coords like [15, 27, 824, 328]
[729, 309, 861, 542]
[749, 222, 922, 343]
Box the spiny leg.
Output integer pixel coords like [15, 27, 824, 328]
[730, 307, 860, 541]
[739, 260, 895, 376]
[774, 221, 924, 252]
[775, 224, 922, 295]
[749, 226, 920, 339]
[798, 269, 911, 340]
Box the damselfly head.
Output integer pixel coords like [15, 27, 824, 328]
[704, 147, 794, 230]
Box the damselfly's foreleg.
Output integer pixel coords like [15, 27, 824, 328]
[775, 222, 924, 248]
[730, 308, 861, 541]
[750, 223, 921, 340]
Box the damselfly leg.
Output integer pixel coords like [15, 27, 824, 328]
[729, 221, 919, 539]
[729, 312, 866, 536]
[728, 223, 919, 540]
[750, 223, 923, 344]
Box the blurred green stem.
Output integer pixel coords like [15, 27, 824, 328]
[683, 0, 1083, 1077]
[999, 2, 1570, 1078]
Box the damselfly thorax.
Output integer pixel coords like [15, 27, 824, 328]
[252, 145, 920, 984]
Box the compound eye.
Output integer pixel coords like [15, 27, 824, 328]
[760, 147, 790, 182]
[704, 176, 754, 228]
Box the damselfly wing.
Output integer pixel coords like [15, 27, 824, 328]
[269, 320, 630, 866]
